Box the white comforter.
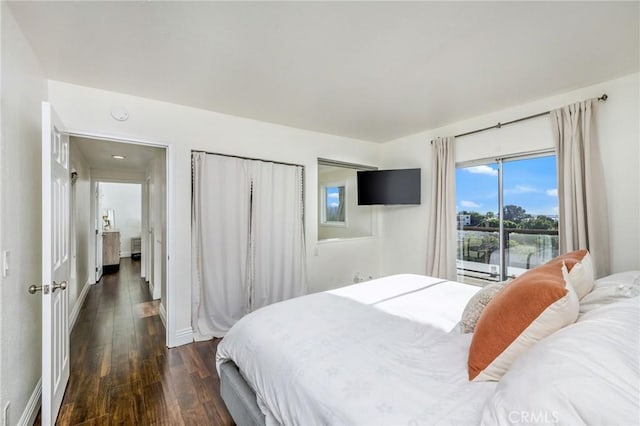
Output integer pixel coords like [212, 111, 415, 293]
[216, 274, 497, 425]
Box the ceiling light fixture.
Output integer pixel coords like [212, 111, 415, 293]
[112, 155, 126, 160]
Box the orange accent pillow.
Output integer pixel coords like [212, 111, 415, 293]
[468, 250, 587, 381]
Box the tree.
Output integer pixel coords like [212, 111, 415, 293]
[503, 220, 518, 229]
[480, 217, 499, 228]
[503, 204, 529, 223]
[519, 215, 558, 230]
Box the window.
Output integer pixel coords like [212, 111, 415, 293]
[456, 153, 558, 286]
[317, 159, 376, 241]
[321, 184, 346, 225]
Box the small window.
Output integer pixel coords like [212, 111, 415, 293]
[322, 185, 346, 225]
[317, 159, 376, 241]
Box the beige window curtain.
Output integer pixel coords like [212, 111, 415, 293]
[426, 136, 457, 280]
[551, 99, 610, 277]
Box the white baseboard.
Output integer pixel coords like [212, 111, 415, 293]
[69, 279, 92, 331]
[18, 378, 41, 426]
[158, 302, 167, 328]
[172, 327, 193, 347]
[152, 279, 161, 300]
[147, 279, 154, 298]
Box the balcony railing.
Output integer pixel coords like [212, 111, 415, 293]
[456, 226, 559, 286]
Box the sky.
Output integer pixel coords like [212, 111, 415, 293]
[326, 186, 340, 208]
[456, 155, 558, 217]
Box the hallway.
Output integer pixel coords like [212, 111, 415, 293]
[46, 258, 233, 425]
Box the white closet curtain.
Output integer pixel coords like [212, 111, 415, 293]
[426, 136, 457, 280]
[551, 99, 610, 277]
[192, 152, 307, 339]
[192, 153, 252, 339]
[250, 161, 307, 310]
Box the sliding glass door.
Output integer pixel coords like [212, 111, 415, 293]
[456, 154, 558, 286]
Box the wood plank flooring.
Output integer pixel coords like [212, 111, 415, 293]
[36, 258, 233, 425]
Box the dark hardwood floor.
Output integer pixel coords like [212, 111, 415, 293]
[36, 258, 233, 425]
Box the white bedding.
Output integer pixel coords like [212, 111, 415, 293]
[482, 295, 640, 425]
[216, 274, 496, 425]
[216, 271, 640, 426]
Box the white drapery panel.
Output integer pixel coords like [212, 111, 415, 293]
[192, 153, 252, 339]
[192, 152, 307, 339]
[551, 99, 610, 277]
[426, 136, 458, 280]
[250, 161, 307, 310]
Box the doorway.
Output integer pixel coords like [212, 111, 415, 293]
[96, 182, 143, 272]
[67, 135, 169, 344]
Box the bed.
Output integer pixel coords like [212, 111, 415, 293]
[216, 270, 640, 425]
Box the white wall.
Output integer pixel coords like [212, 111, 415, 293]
[380, 73, 640, 277]
[69, 143, 92, 316]
[47, 80, 383, 346]
[0, 4, 46, 425]
[99, 182, 142, 257]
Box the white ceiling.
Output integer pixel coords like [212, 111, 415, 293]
[71, 136, 162, 172]
[10, 1, 639, 142]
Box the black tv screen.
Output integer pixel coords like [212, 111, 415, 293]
[357, 168, 421, 205]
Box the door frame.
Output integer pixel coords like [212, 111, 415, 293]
[94, 181, 104, 282]
[66, 130, 173, 347]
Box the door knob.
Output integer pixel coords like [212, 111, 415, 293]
[28, 284, 49, 294]
[52, 280, 67, 292]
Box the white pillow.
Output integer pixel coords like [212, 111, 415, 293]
[460, 281, 509, 334]
[580, 270, 640, 314]
[481, 297, 640, 425]
[561, 250, 594, 299]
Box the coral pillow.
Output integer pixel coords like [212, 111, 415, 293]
[468, 251, 584, 381]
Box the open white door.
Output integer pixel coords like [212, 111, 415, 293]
[40, 102, 71, 425]
[95, 182, 103, 281]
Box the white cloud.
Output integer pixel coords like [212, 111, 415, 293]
[460, 200, 481, 208]
[465, 165, 498, 176]
[546, 188, 558, 197]
[505, 185, 539, 195]
[327, 192, 340, 199]
[328, 202, 339, 208]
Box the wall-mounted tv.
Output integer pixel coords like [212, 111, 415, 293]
[357, 168, 421, 205]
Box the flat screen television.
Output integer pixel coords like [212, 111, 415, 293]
[357, 168, 421, 205]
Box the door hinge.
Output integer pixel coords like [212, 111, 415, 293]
[95, 229, 99, 235]
[95, 267, 98, 272]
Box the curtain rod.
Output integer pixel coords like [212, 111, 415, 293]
[191, 150, 304, 168]
[431, 93, 608, 144]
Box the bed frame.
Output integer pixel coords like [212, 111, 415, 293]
[219, 361, 267, 426]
